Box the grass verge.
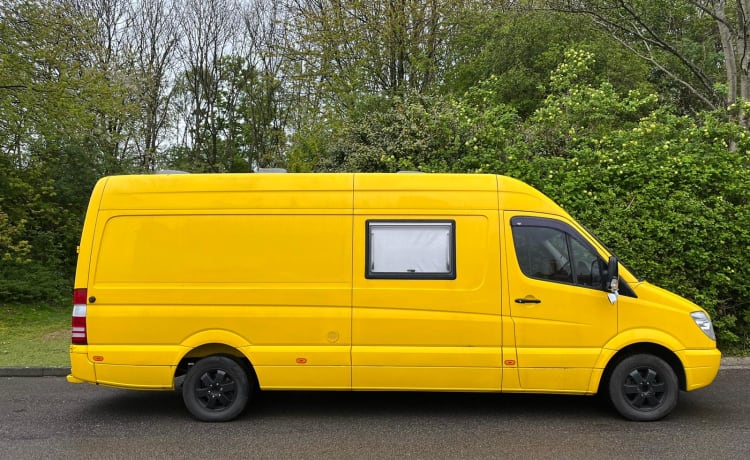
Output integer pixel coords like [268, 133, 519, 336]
[0, 303, 69, 367]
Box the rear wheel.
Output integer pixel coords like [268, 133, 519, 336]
[182, 356, 250, 422]
[608, 354, 679, 421]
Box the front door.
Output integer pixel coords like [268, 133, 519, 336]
[503, 212, 618, 392]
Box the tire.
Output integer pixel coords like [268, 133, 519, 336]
[608, 354, 679, 422]
[182, 356, 250, 422]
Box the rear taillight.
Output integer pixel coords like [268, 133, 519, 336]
[72, 288, 88, 345]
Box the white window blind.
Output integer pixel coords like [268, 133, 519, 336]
[367, 221, 455, 278]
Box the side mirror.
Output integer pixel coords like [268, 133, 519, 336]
[606, 256, 619, 293]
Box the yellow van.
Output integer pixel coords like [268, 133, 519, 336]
[68, 172, 720, 422]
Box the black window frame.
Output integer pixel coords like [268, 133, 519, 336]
[365, 219, 457, 280]
[510, 216, 636, 297]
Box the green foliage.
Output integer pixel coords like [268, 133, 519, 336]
[1, 0, 750, 354]
[0, 1, 133, 156]
[300, 47, 750, 351]
[287, 0, 467, 105]
[0, 210, 30, 264]
[168, 55, 287, 172]
[301, 84, 521, 174]
[496, 50, 750, 351]
[1, 1, 135, 302]
[547, 0, 726, 111]
[444, 9, 655, 116]
[525, 49, 660, 157]
[309, 92, 460, 172]
[0, 143, 98, 302]
[0, 264, 70, 304]
[287, 122, 335, 173]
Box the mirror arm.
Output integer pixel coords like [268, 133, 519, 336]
[606, 256, 620, 304]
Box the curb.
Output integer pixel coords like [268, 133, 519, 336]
[1, 358, 749, 377]
[718, 357, 750, 369]
[0, 367, 70, 377]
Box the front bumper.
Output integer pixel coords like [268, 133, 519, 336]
[678, 348, 722, 391]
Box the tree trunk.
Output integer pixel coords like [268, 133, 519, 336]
[713, 1, 737, 106]
[737, 0, 750, 125]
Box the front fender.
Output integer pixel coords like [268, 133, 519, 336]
[586, 329, 687, 393]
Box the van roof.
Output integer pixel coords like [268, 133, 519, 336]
[95, 173, 568, 216]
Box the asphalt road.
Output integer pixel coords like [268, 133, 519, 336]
[1, 369, 748, 460]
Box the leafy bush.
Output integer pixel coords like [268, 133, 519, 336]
[303, 48, 750, 351]
[0, 263, 70, 304]
[498, 52, 750, 351]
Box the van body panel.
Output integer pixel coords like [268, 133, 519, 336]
[351, 345, 499, 367]
[351, 179, 502, 389]
[516, 368, 595, 393]
[86, 345, 183, 366]
[600, 328, 686, 355]
[69, 346, 96, 382]
[352, 366, 501, 391]
[79, 173, 355, 390]
[95, 364, 174, 389]
[98, 173, 354, 211]
[623, 283, 718, 349]
[91, 213, 352, 286]
[354, 173, 498, 210]
[496, 176, 572, 217]
[678, 349, 722, 390]
[74, 178, 108, 289]
[253, 365, 351, 390]
[247, 345, 351, 366]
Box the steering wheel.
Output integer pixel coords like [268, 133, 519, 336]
[556, 260, 571, 277]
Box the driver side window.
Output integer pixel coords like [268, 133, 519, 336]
[511, 217, 605, 289]
[513, 226, 573, 283]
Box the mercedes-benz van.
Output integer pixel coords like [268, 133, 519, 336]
[68, 173, 720, 422]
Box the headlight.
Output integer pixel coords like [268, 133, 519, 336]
[691, 311, 716, 341]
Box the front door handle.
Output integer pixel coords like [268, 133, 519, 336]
[515, 297, 541, 304]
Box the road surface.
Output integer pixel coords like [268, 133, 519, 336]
[1, 369, 748, 459]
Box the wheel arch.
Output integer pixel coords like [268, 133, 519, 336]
[598, 343, 686, 394]
[174, 342, 259, 391]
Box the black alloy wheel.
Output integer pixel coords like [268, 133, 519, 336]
[608, 354, 679, 421]
[182, 356, 250, 422]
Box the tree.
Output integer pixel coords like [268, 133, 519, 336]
[444, 6, 654, 116]
[64, 0, 142, 173]
[127, 0, 181, 172]
[284, 0, 473, 110]
[544, 1, 750, 117]
[217, 56, 287, 170]
[174, 0, 241, 172]
[1, 1, 103, 158]
[226, 0, 292, 170]
[0, 0, 125, 301]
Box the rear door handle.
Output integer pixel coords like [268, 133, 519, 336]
[515, 297, 541, 304]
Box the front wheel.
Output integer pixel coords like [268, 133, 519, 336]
[182, 356, 250, 422]
[608, 354, 679, 421]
